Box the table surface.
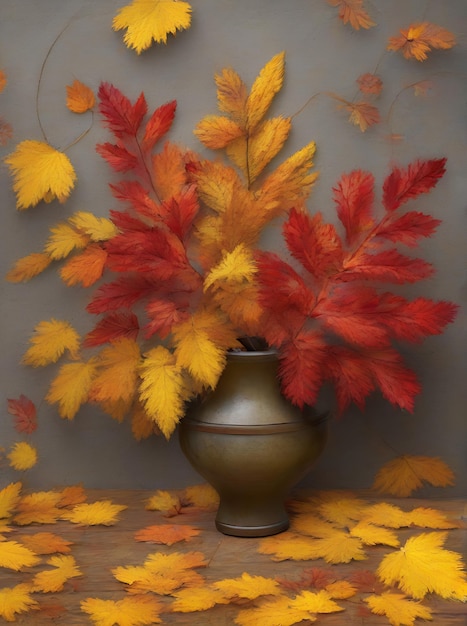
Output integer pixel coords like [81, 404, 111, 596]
[1, 488, 466, 625]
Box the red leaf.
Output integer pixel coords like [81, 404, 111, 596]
[7, 395, 38, 434]
[341, 249, 434, 283]
[83, 312, 140, 347]
[144, 298, 190, 339]
[109, 210, 151, 233]
[333, 170, 375, 245]
[382, 158, 447, 212]
[159, 185, 199, 240]
[98, 82, 147, 139]
[350, 569, 385, 593]
[87, 276, 157, 314]
[283, 209, 344, 277]
[142, 101, 177, 151]
[110, 181, 160, 221]
[376, 211, 441, 247]
[96, 142, 139, 173]
[325, 346, 376, 413]
[380, 297, 458, 343]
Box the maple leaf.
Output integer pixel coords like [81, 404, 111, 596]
[170, 586, 228, 612]
[259, 530, 366, 563]
[5, 140, 77, 209]
[46, 359, 98, 420]
[365, 592, 432, 626]
[372, 455, 455, 497]
[382, 158, 447, 212]
[5, 252, 52, 282]
[32, 555, 82, 592]
[409, 507, 460, 530]
[290, 589, 344, 614]
[22, 319, 80, 367]
[388, 22, 457, 61]
[0, 483, 22, 519]
[62, 501, 127, 526]
[350, 569, 386, 593]
[213, 572, 281, 600]
[0, 540, 40, 570]
[327, 0, 375, 30]
[290, 514, 339, 539]
[81, 595, 163, 625]
[134, 524, 200, 545]
[112, 0, 192, 53]
[7, 395, 37, 434]
[0, 583, 38, 622]
[378, 532, 467, 600]
[44, 222, 89, 259]
[333, 169, 375, 245]
[7, 442, 38, 471]
[349, 521, 400, 547]
[145, 490, 182, 516]
[182, 484, 219, 509]
[235, 595, 310, 626]
[362, 502, 411, 529]
[317, 497, 369, 526]
[66, 79, 95, 113]
[19, 532, 73, 555]
[357, 73, 383, 95]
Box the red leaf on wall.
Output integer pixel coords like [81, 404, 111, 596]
[83, 312, 140, 347]
[382, 158, 447, 212]
[333, 170, 375, 245]
[142, 101, 177, 151]
[110, 181, 160, 220]
[341, 249, 434, 284]
[96, 142, 139, 173]
[7, 395, 38, 434]
[376, 211, 441, 247]
[144, 299, 190, 339]
[87, 276, 157, 314]
[159, 185, 199, 241]
[98, 82, 147, 139]
[325, 346, 376, 413]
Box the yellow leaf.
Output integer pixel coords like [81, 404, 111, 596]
[214, 66, 248, 126]
[350, 521, 400, 547]
[7, 442, 37, 471]
[5, 140, 77, 209]
[81, 595, 163, 625]
[182, 484, 219, 509]
[204, 244, 256, 292]
[90, 339, 141, 404]
[325, 580, 358, 599]
[290, 589, 344, 614]
[236, 596, 313, 626]
[66, 79, 95, 113]
[258, 532, 321, 561]
[171, 586, 228, 612]
[60, 244, 108, 287]
[290, 513, 339, 538]
[0, 483, 22, 519]
[365, 592, 432, 626]
[98, 397, 132, 423]
[245, 116, 292, 182]
[373, 455, 455, 497]
[362, 502, 411, 528]
[5, 253, 52, 282]
[138, 346, 187, 439]
[310, 532, 367, 564]
[408, 507, 460, 530]
[69, 211, 118, 241]
[144, 550, 207, 575]
[14, 491, 62, 525]
[32, 555, 82, 592]
[318, 497, 369, 526]
[131, 402, 159, 440]
[190, 160, 239, 215]
[18, 532, 73, 555]
[22, 319, 80, 367]
[194, 115, 244, 150]
[0, 540, 40, 570]
[112, 0, 192, 53]
[61, 501, 127, 526]
[213, 572, 281, 600]
[46, 359, 98, 419]
[0, 583, 38, 622]
[327, 0, 375, 30]
[44, 223, 89, 260]
[112, 565, 183, 595]
[377, 532, 467, 600]
[145, 490, 182, 515]
[246, 51, 285, 132]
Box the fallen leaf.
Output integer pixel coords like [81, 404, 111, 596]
[58, 485, 87, 507]
[145, 490, 182, 516]
[365, 591, 432, 626]
[182, 484, 219, 508]
[0, 540, 40, 570]
[0, 483, 22, 519]
[14, 491, 63, 525]
[235, 595, 310, 626]
[212, 572, 281, 600]
[7, 396, 37, 434]
[134, 524, 200, 545]
[18, 532, 73, 555]
[32, 555, 82, 592]
[325, 580, 358, 599]
[289, 589, 344, 614]
[0, 584, 38, 622]
[408, 507, 460, 529]
[61, 500, 127, 525]
[170, 586, 228, 612]
[349, 521, 400, 547]
[81, 595, 163, 625]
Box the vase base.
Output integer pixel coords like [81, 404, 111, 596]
[215, 518, 289, 538]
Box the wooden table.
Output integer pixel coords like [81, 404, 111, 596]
[1, 489, 466, 625]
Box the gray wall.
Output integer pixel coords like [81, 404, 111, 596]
[1, 1, 466, 495]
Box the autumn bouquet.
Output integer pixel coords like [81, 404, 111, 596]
[9, 52, 457, 440]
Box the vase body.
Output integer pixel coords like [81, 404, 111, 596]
[179, 350, 327, 537]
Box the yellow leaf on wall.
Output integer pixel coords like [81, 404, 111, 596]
[46, 359, 98, 420]
[0, 483, 22, 519]
[32, 555, 82, 592]
[190, 160, 238, 215]
[7, 442, 37, 471]
[246, 51, 285, 132]
[44, 223, 89, 260]
[113, 0, 192, 53]
[5, 252, 52, 283]
[377, 532, 467, 600]
[0, 584, 38, 622]
[373, 455, 455, 497]
[69, 211, 118, 241]
[243, 116, 292, 183]
[5, 140, 77, 209]
[365, 591, 432, 626]
[0, 540, 40, 570]
[22, 319, 80, 367]
[66, 79, 95, 113]
[81, 595, 163, 625]
[62, 501, 127, 526]
[214, 67, 248, 126]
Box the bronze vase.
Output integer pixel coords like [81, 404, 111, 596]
[179, 350, 328, 537]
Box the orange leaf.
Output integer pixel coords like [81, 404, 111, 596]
[387, 22, 456, 61]
[5, 252, 52, 282]
[327, 0, 375, 30]
[0, 70, 6, 92]
[66, 80, 95, 113]
[18, 532, 73, 555]
[59, 244, 107, 287]
[7, 395, 37, 434]
[58, 485, 87, 507]
[372, 455, 455, 497]
[134, 524, 200, 545]
[342, 100, 381, 132]
[357, 73, 383, 95]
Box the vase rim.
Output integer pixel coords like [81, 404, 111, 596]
[227, 349, 278, 360]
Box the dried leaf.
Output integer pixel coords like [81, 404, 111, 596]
[378, 532, 467, 599]
[5, 252, 52, 282]
[66, 79, 95, 113]
[388, 22, 456, 61]
[14, 491, 62, 525]
[145, 490, 182, 515]
[327, 0, 375, 30]
[18, 532, 73, 555]
[61, 501, 127, 526]
[182, 484, 219, 508]
[22, 319, 80, 367]
[170, 586, 228, 612]
[235, 596, 310, 626]
[373, 455, 455, 497]
[289, 589, 344, 614]
[58, 485, 87, 507]
[409, 507, 460, 530]
[32, 555, 82, 592]
[362, 502, 410, 528]
[7, 395, 37, 434]
[0, 540, 40, 570]
[317, 497, 369, 526]
[357, 73, 383, 95]
[365, 592, 432, 626]
[212, 572, 281, 600]
[340, 100, 381, 131]
[7, 442, 38, 471]
[81, 595, 163, 625]
[113, 0, 192, 53]
[0, 483, 22, 519]
[350, 521, 400, 547]
[5, 140, 77, 209]
[0, 584, 38, 622]
[90, 338, 141, 404]
[134, 524, 200, 545]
